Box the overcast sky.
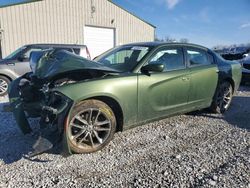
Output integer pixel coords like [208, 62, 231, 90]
[113, 0, 250, 47]
[0, 0, 249, 48]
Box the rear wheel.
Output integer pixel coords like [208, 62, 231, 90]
[0, 76, 10, 96]
[210, 81, 233, 113]
[66, 100, 116, 154]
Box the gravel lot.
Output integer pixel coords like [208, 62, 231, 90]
[0, 86, 249, 188]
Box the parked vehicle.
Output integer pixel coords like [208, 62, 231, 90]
[214, 46, 250, 61]
[0, 44, 90, 96]
[240, 54, 250, 84]
[8, 42, 242, 155]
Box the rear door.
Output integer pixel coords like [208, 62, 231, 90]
[185, 47, 218, 106]
[138, 46, 190, 122]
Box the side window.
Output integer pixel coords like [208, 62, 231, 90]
[22, 48, 43, 59]
[148, 47, 185, 71]
[187, 48, 210, 66]
[73, 48, 80, 55]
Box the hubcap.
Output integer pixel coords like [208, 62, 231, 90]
[217, 84, 232, 112]
[69, 108, 111, 149]
[0, 79, 8, 95]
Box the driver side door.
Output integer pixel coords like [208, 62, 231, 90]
[138, 46, 190, 123]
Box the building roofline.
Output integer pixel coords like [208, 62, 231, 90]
[0, 0, 42, 8]
[1, 0, 156, 29]
[108, 0, 156, 28]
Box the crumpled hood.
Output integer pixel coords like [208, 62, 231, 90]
[30, 50, 120, 79]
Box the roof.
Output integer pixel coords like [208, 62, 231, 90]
[25, 43, 87, 48]
[108, 0, 156, 28]
[121, 42, 209, 50]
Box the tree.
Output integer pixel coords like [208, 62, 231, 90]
[180, 38, 189, 43]
[164, 36, 176, 43]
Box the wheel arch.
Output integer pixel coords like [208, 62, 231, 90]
[0, 74, 12, 81]
[86, 96, 124, 132]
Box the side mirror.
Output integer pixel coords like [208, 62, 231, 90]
[141, 64, 164, 75]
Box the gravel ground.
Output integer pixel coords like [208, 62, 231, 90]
[0, 86, 249, 188]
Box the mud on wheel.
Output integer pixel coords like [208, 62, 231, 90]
[66, 99, 116, 154]
[210, 81, 233, 113]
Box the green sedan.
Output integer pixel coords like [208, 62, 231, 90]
[8, 42, 242, 155]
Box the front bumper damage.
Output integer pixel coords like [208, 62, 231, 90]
[8, 76, 73, 156]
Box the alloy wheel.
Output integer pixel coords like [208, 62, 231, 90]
[216, 83, 232, 113]
[69, 108, 112, 150]
[0, 78, 8, 95]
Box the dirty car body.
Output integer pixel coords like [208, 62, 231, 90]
[8, 42, 242, 154]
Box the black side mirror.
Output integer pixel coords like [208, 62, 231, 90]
[141, 64, 164, 75]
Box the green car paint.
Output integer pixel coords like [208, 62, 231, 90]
[54, 75, 138, 129]
[8, 42, 242, 154]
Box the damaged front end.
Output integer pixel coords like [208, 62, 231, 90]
[9, 73, 73, 156]
[8, 49, 118, 156]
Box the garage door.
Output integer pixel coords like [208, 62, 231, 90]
[84, 26, 115, 59]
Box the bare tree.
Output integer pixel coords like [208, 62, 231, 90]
[165, 36, 176, 43]
[180, 38, 189, 43]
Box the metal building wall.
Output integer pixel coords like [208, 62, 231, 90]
[83, 0, 155, 45]
[0, 0, 85, 57]
[0, 0, 155, 57]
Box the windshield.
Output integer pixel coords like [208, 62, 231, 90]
[95, 45, 151, 72]
[4, 46, 27, 59]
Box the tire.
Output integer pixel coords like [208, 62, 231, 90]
[210, 81, 233, 113]
[0, 76, 10, 97]
[65, 99, 116, 154]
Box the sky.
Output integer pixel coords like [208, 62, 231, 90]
[0, 0, 249, 48]
[113, 0, 250, 48]
[0, 0, 28, 6]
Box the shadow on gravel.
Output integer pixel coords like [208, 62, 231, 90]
[187, 96, 250, 131]
[223, 96, 250, 130]
[0, 102, 60, 164]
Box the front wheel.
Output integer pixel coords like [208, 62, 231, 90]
[0, 76, 10, 97]
[210, 81, 233, 113]
[65, 100, 116, 154]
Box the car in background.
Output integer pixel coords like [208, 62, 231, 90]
[8, 42, 242, 155]
[214, 46, 250, 61]
[240, 53, 250, 84]
[0, 44, 91, 96]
